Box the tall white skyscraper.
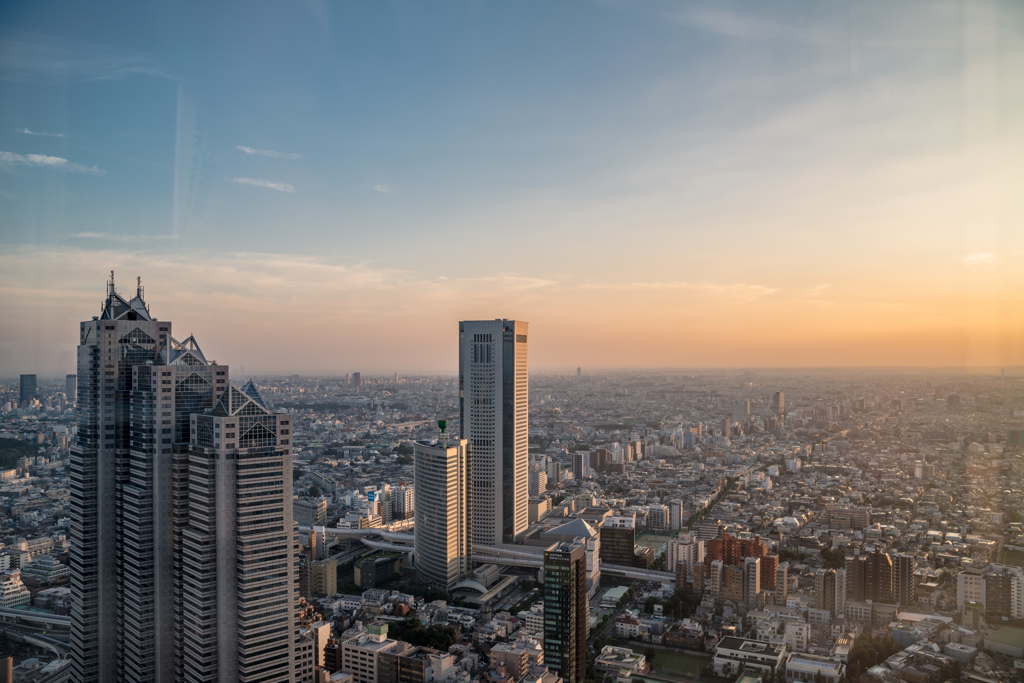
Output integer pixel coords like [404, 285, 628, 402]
[458, 319, 529, 546]
[413, 439, 471, 590]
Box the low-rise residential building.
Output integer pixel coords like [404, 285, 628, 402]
[713, 637, 787, 677]
[594, 646, 650, 678]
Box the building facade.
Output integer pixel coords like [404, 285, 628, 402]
[458, 319, 529, 546]
[69, 277, 296, 683]
[413, 439, 471, 590]
[543, 540, 587, 683]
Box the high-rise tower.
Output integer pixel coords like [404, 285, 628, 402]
[19, 374, 37, 406]
[543, 540, 587, 683]
[69, 275, 293, 683]
[70, 275, 168, 683]
[413, 439, 471, 590]
[182, 381, 296, 682]
[458, 319, 528, 546]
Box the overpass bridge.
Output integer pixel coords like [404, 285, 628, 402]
[304, 526, 673, 583]
[0, 607, 71, 630]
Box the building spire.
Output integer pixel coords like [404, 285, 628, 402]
[107, 270, 116, 297]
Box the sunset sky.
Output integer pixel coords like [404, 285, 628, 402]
[1, 1, 1022, 376]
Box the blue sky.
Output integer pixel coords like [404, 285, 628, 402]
[1, 1, 1021, 375]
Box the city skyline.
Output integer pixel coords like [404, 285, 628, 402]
[1, 0, 1022, 376]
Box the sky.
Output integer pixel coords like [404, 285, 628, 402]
[0, 0, 1022, 376]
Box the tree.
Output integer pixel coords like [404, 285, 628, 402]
[309, 485, 321, 498]
[643, 647, 657, 664]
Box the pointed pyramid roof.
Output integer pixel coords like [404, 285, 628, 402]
[239, 379, 270, 411]
[543, 518, 597, 540]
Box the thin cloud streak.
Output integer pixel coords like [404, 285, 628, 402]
[0, 151, 103, 174]
[72, 232, 178, 242]
[962, 252, 998, 267]
[578, 280, 778, 296]
[236, 145, 302, 159]
[18, 127, 65, 138]
[373, 184, 393, 193]
[232, 177, 296, 193]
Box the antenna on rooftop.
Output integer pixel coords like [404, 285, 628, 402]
[137, 275, 144, 300]
[108, 270, 115, 296]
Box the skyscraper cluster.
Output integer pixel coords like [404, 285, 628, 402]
[69, 276, 296, 683]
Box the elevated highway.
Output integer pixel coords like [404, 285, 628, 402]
[0, 607, 71, 630]
[303, 526, 673, 583]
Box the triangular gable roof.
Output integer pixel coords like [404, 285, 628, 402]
[211, 381, 272, 417]
[239, 379, 269, 411]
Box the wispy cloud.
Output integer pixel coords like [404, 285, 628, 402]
[232, 177, 296, 193]
[236, 145, 302, 159]
[579, 280, 778, 297]
[0, 151, 102, 174]
[373, 184, 393, 193]
[0, 38, 176, 83]
[961, 252, 998, 267]
[18, 127, 64, 138]
[71, 232, 177, 242]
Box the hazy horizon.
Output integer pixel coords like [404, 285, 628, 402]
[1, 1, 1021, 377]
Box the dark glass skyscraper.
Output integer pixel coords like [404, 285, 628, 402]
[543, 540, 587, 683]
[19, 373, 36, 406]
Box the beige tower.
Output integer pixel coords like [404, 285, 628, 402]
[413, 438, 472, 590]
[458, 319, 529, 546]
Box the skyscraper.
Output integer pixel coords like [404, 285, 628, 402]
[19, 374, 36, 406]
[543, 540, 587, 683]
[181, 381, 296, 682]
[70, 275, 294, 683]
[772, 391, 785, 415]
[66, 374, 77, 404]
[413, 439, 472, 590]
[70, 276, 168, 683]
[458, 319, 528, 546]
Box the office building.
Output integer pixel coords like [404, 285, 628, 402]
[66, 374, 77, 403]
[744, 557, 761, 608]
[70, 277, 177, 683]
[19, 374, 36, 406]
[458, 319, 529, 546]
[893, 553, 916, 607]
[815, 569, 836, 615]
[181, 380, 297, 682]
[69, 276, 295, 683]
[599, 515, 640, 567]
[731, 400, 750, 422]
[846, 549, 893, 604]
[342, 624, 398, 683]
[572, 451, 588, 481]
[413, 439, 471, 590]
[394, 485, 414, 520]
[772, 392, 785, 415]
[775, 562, 790, 602]
[543, 540, 587, 683]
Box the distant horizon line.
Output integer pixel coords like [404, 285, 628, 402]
[7, 364, 1024, 382]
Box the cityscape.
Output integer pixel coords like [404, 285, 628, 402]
[0, 278, 1022, 683]
[2, 1, 1023, 683]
